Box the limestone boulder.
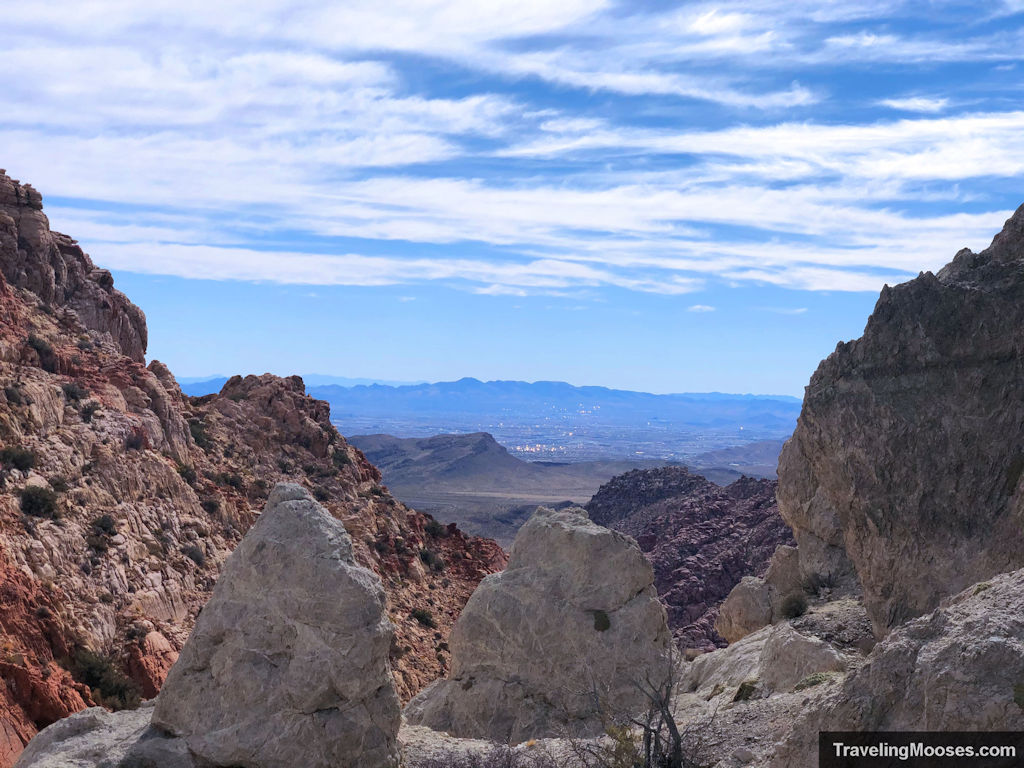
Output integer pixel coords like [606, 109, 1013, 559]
[404, 506, 670, 742]
[152, 483, 401, 768]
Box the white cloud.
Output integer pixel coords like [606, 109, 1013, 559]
[688, 304, 716, 312]
[878, 97, 949, 113]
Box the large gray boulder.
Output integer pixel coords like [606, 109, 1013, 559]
[151, 483, 401, 768]
[777, 204, 1024, 635]
[404, 506, 670, 742]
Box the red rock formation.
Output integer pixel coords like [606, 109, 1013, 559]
[587, 468, 792, 650]
[0, 170, 505, 766]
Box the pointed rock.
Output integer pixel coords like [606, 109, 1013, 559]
[404, 506, 670, 742]
[152, 483, 401, 768]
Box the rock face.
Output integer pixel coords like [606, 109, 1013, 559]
[152, 483, 401, 768]
[777, 205, 1024, 635]
[586, 469, 793, 649]
[0, 169, 504, 766]
[715, 544, 806, 643]
[773, 568, 1024, 766]
[405, 506, 670, 742]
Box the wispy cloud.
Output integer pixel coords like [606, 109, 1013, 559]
[2, 0, 1022, 298]
[688, 304, 716, 312]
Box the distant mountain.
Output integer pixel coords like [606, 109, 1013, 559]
[179, 374, 426, 397]
[350, 431, 767, 544]
[350, 432, 676, 543]
[689, 438, 787, 478]
[321, 378, 800, 463]
[586, 468, 793, 650]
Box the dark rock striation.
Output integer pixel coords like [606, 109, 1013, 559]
[778, 204, 1024, 635]
[586, 468, 793, 649]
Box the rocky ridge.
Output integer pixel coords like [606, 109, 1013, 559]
[586, 468, 793, 649]
[0, 169, 504, 766]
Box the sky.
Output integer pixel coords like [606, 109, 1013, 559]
[4, 1, 1024, 395]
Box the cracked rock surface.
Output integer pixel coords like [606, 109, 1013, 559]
[404, 506, 670, 742]
[152, 483, 401, 768]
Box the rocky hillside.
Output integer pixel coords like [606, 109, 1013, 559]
[586, 467, 793, 649]
[0, 170, 505, 766]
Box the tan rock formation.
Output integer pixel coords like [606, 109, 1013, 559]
[405, 506, 670, 742]
[153, 483, 401, 768]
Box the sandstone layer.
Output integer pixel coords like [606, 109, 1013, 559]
[586, 468, 792, 648]
[405, 506, 670, 742]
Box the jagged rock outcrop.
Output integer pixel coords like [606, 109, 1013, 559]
[715, 545, 806, 643]
[773, 568, 1024, 766]
[586, 469, 793, 648]
[153, 483, 401, 768]
[777, 204, 1024, 635]
[0, 169, 504, 766]
[405, 506, 670, 742]
[0, 171, 147, 363]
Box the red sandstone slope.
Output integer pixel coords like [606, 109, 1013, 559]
[586, 467, 793, 649]
[0, 169, 506, 766]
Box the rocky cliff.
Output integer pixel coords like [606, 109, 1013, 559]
[778, 204, 1024, 635]
[0, 169, 505, 766]
[586, 468, 793, 649]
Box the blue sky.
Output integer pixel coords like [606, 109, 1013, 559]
[4, 1, 1024, 395]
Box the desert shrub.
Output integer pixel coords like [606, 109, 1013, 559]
[49, 475, 69, 494]
[425, 519, 447, 538]
[795, 672, 837, 691]
[27, 335, 57, 372]
[188, 419, 210, 448]
[780, 592, 808, 619]
[19, 486, 58, 518]
[733, 678, 759, 702]
[313, 485, 331, 502]
[177, 463, 197, 485]
[216, 472, 245, 490]
[182, 543, 206, 567]
[125, 431, 145, 450]
[801, 571, 836, 596]
[411, 608, 436, 628]
[591, 609, 611, 632]
[332, 450, 352, 469]
[61, 381, 87, 402]
[419, 548, 446, 572]
[4, 386, 24, 405]
[200, 497, 221, 515]
[76, 337, 93, 351]
[0, 446, 36, 471]
[80, 401, 101, 423]
[91, 514, 117, 535]
[70, 649, 140, 710]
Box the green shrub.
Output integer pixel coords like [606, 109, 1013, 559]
[795, 672, 837, 691]
[411, 608, 436, 628]
[4, 386, 24, 405]
[70, 649, 140, 710]
[780, 592, 809, 619]
[591, 609, 611, 632]
[61, 382, 87, 402]
[200, 497, 221, 515]
[80, 401, 101, 423]
[177, 463, 197, 485]
[313, 485, 331, 502]
[332, 450, 352, 469]
[425, 519, 447, 538]
[188, 419, 210, 448]
[733, 679, 759, 702]
[19, 486, 58, 518]
[91, 514, 117, 535]
[182, 543, 206, 567]
[27, 335, 57, 372]
[125, 431, 145, 450]
[419, 548, 445, 571]
[0, 446, 36, 471]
